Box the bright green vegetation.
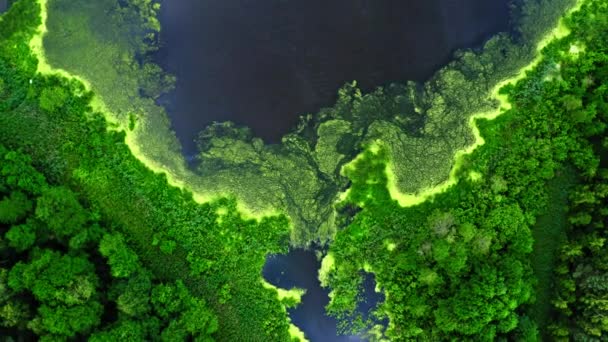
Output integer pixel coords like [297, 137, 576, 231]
[194, 121, 342, 244]
[0, 1, 302, 340]
[36, 0, 580, 248]
[2, 0, 607, 340]
[526, 169, 574, 335]
[550, 169, 608, 339]
[547, 4, 608, 338]
[40, 0, 344, 246]
[0, 146, 218, 340]
[41, 0, 184, 182]
[322, 0, 608, 340]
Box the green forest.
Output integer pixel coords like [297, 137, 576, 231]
[1, 0, 607, 340]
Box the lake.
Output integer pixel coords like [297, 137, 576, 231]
[154, 0, 512, 340]
[154, 0, 511, 155]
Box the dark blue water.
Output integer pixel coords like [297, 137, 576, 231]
[153, 1, 513, 339]
[263, 249, 384, 341]
[0, 0, 9, 13]
[154, 0, 511, 155]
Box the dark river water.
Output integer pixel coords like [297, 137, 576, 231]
[263, 249, 384, 341]
[154, 0, 511, 155]
[153, 0, 512, 340]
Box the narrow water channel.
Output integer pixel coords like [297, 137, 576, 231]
[263, 249, 383, 341]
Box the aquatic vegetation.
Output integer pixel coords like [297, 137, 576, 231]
[323, 0, 608, 340]
[35, 0, 576, 247]
[1, 1, 298, 340]
[1, 0, 607, 340]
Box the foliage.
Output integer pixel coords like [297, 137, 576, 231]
[1, 0, 605, 340]
[322, 0, 608, 340]
[0, 145, 221, 340]
[546, 3, 608, 338]
[99, 232, 140, 278]
[37, 0, 577, 249]
[0, 1, 294, 340]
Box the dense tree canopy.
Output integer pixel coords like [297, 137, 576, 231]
[0, 146, 219, 340]
[1, 0, 606, 340]
[0, 1, 296, 340]
[322, 0, 608, 340]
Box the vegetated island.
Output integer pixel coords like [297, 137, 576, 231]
[0, 0, 607, 341]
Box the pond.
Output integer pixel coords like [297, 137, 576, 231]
[154, 0, 511, 155]
[262, 249, 384, 341]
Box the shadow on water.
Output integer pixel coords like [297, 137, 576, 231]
[154, 0, 512, 155]
[263, 249, 384, 341]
